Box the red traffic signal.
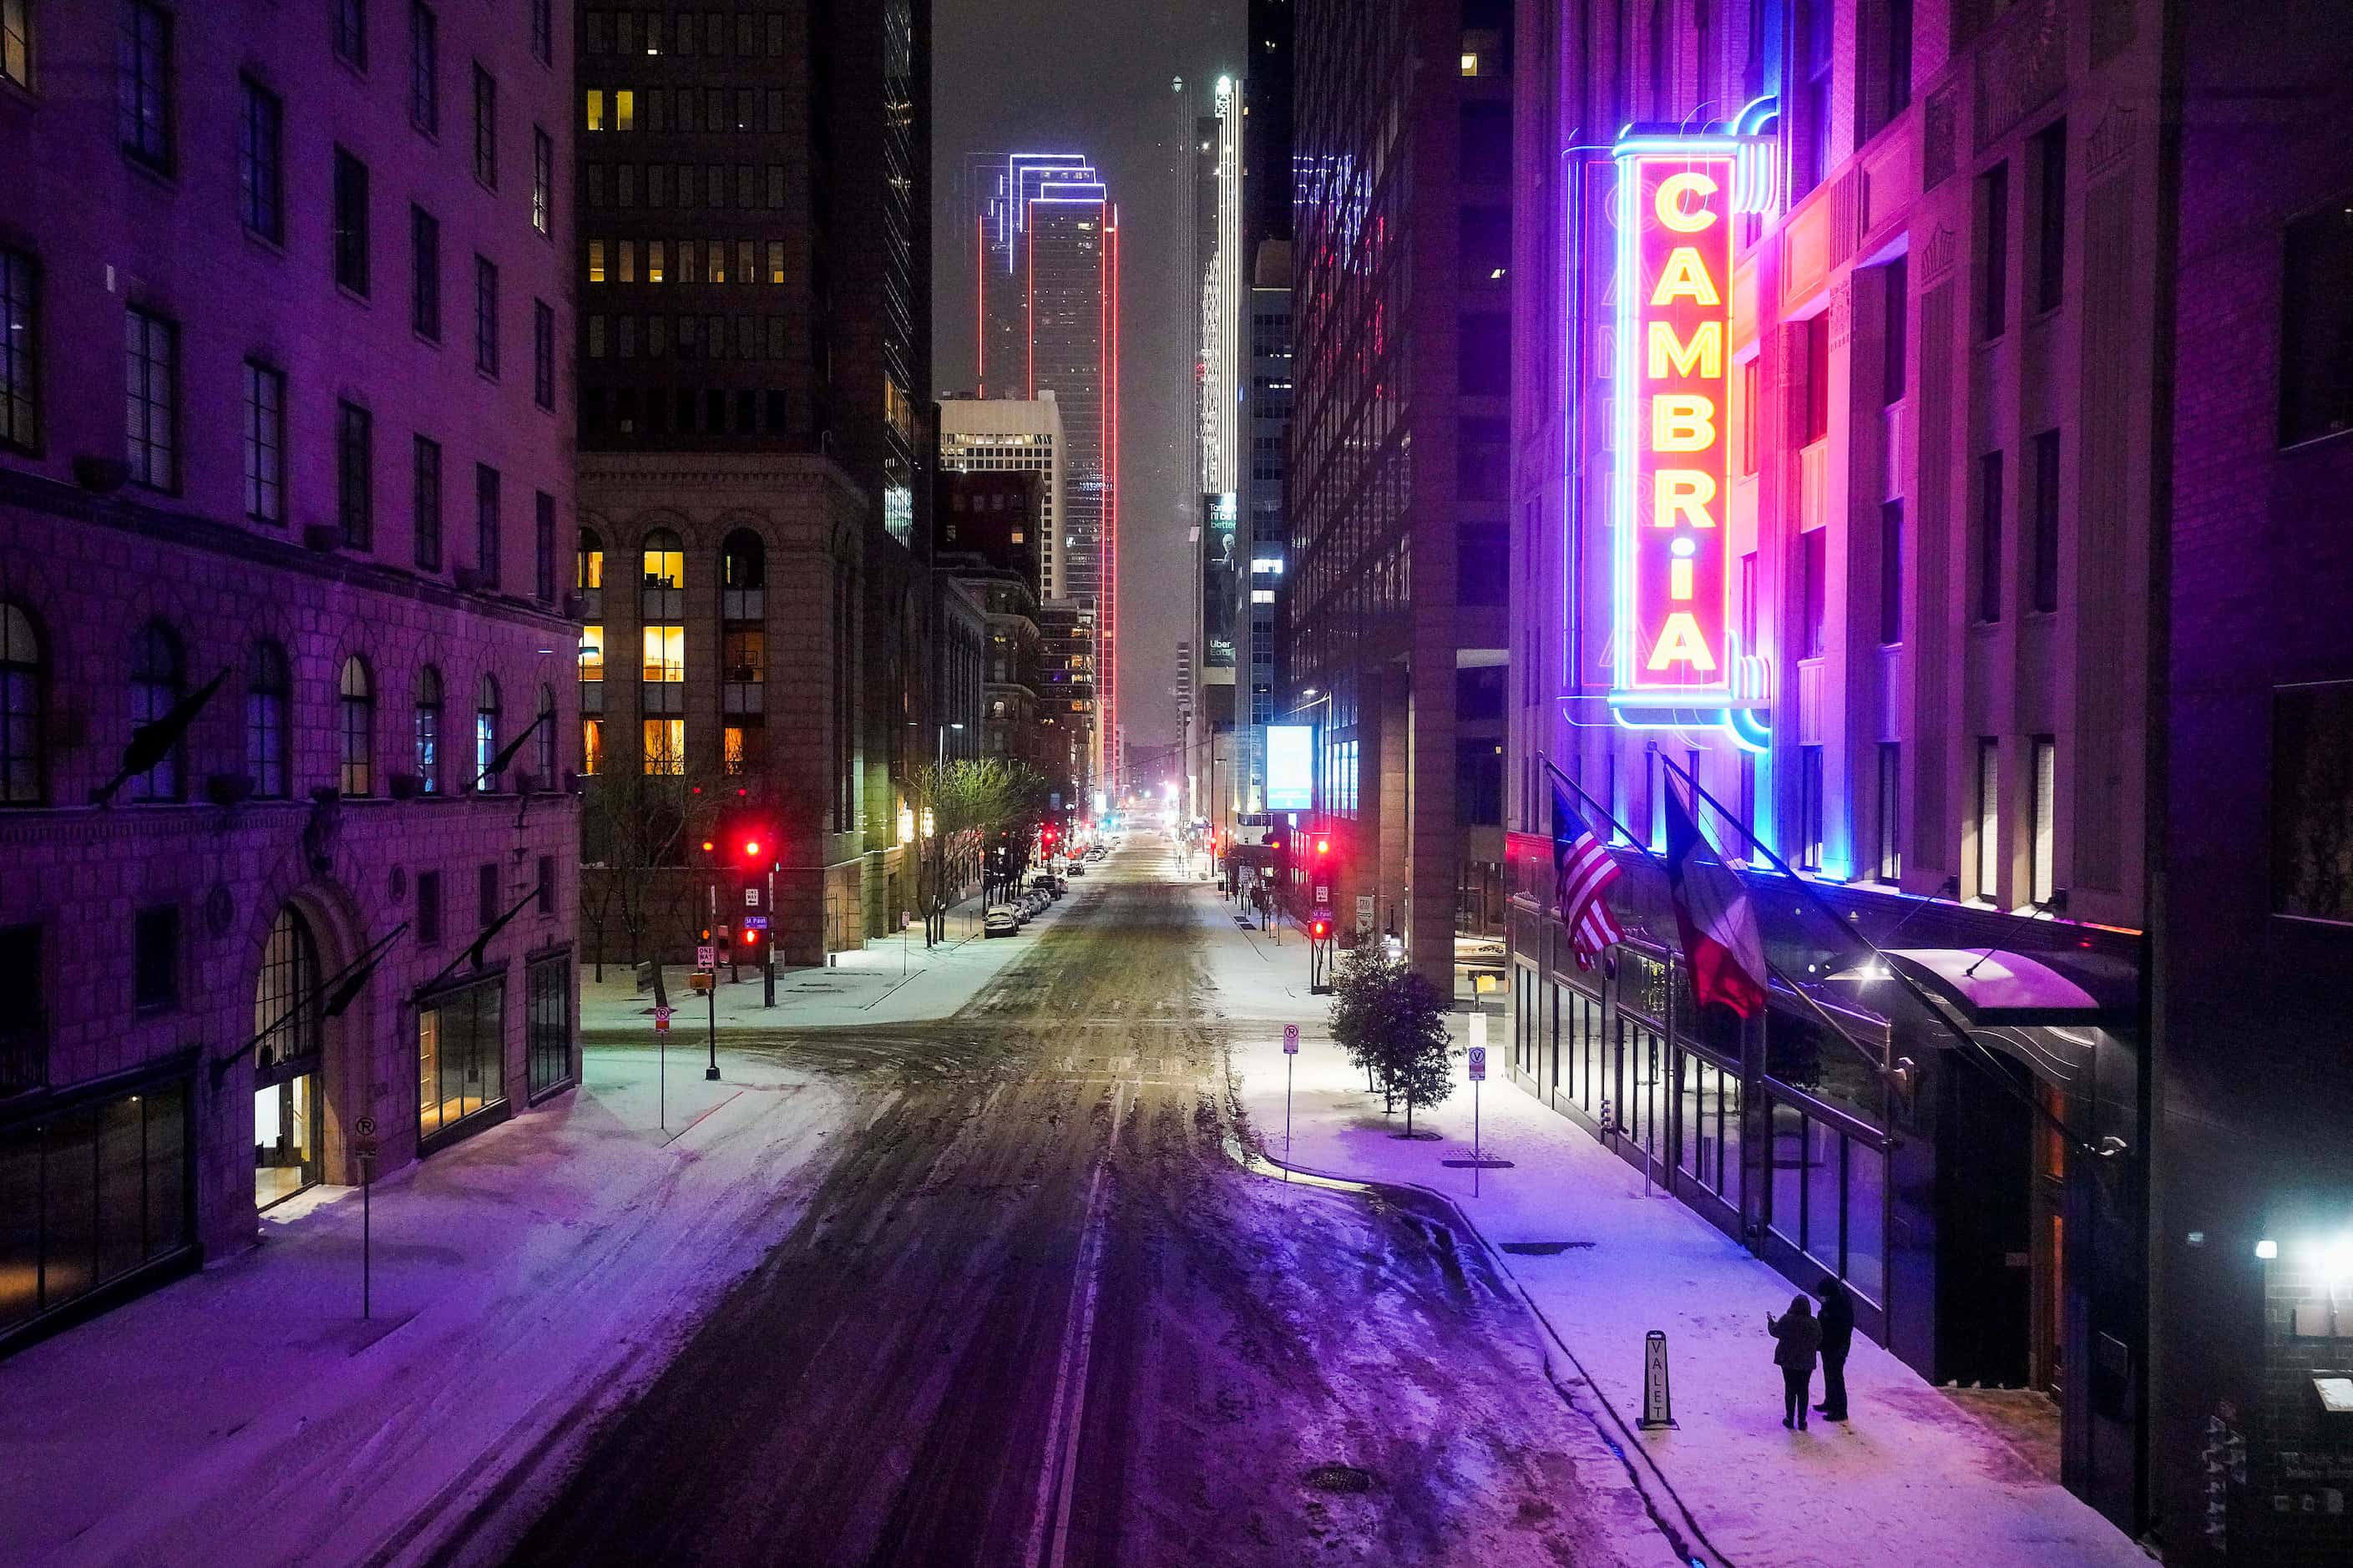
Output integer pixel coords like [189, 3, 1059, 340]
[1313, 836, 1331, 857]
[1310, 919, 1329, 939]
[741, 927, 761, 945]
[741, 837, 762, 859]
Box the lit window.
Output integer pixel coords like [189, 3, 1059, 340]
[338, 655, 375, 797]
[1460, 52, 1479, 76]
[642, 717, 683, 774]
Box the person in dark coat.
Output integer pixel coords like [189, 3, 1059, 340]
[1767, 1293, 1821, 1429]
[1814, 1275, 1855, 1421]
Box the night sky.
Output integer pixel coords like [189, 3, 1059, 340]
[932, 0, 1244, 761]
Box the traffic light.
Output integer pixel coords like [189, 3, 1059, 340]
[741, 836, 762, 861]
[700, 838, 716, 854]
[1310, 918, 1330, 939]
[1313, 835, 1331, 859]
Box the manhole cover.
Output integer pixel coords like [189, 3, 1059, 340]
[1498, 1241, 1596, 1256]
[1303, 1463, 1375, 1495]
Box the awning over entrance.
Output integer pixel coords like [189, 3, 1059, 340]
[1878, 947, 2138, 1028]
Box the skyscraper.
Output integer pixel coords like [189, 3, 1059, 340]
[969, 154, 1121, 800]
[1289, 0, 1512, 983]
[573, 0, 933, 954]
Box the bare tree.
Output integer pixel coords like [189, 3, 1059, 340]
[578, 756, 726, 1007]
[905, 757, 1048, 945]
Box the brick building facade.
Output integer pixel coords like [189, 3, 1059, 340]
[1, 0, 579, 1351]
[2152, 5, 2353, 1560]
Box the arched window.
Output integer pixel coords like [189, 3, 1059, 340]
[414, 665, 444, 793]
[576, 527, 605, 590]
[1, 602, 44, 806]
[245, 640, 290, 799]
[721, 529, 765, 589]
[129, 621, 184, 802]
[253, 904, 322, 1072]
[337, 655, 374, 797]
[474, 674, 501, 789]
[535, 683, 557, 781]
[641, 528, 683, 589]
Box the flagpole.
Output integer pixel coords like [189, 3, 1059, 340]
[1541, 751, 1899, 1094]
[1657, 753, 2121, 1163]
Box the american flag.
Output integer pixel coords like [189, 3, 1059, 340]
[1551, 780, 1625, 969]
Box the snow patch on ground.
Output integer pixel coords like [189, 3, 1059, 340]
[0, 1046, 855, 1568]
[1194, 883, 2149, 1568]
[579, 888, 1079, 1036]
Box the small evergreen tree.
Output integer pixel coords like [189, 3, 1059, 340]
[1328, 942, 1398, 1103]
[1384, 970, 1457, 1137]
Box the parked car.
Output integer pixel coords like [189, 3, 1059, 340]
[1066, 860, 1086, 877]
[984, 905, 1020, 938]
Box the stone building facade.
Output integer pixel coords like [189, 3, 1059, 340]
[0, 0, 579, 1351]
[575, 454, 869, 963]
[1503, 0, 2166, 1535]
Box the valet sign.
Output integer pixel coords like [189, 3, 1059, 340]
[1612, 139, 1738, 707]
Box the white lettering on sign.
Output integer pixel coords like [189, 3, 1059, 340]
[1641, 1329, 1676, 1428]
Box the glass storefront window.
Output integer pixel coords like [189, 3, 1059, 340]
[1805, 1118, 1845, 1274]
[418, 978, 506, 1144]
[0, 1080, 191, 1340]
[1846, 1143, 1887, 1305]
[1769, 1100, 1805, 1247]
[526, 955, 572, 1096]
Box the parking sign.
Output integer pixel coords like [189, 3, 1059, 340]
[1467, 1045, 1487, 1081]
[1283, 1024, 1299, 1055]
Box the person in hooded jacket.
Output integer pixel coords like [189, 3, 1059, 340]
[1814, 1275, 1855, 1421]
[1767, 1292, 1821, 1429]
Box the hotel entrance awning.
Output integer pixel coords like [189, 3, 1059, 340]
[1876, 947, 2138, 1029]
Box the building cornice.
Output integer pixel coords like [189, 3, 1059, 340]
[0, 468, 578, 638]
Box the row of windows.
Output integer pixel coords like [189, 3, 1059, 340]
[579, 385, 799, 439]
[584, 87, 791, 136]
[108, 3, 546, 221]
[330, 2, 555, 79]
[583, 8, 796, 59]
[584, 160, 786, 210]
[586, 237, 788, 285]
[3, 275, 557, 592]
[0, 602, 556, 807]
[584, 314, 795, 362]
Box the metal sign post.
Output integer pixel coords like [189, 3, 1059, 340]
[654, 1005, 671, 1129]
[1466, 1029, 1487, 1198]
[1282, 1024, 1299, 1176]
[352, 1115, 379, 1321]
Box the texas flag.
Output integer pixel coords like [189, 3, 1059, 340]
[1662, 783, 1769, 1018]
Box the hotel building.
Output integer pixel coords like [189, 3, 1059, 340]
[1505, 0, 2163, 1533]
[0, 0, 579, 1349]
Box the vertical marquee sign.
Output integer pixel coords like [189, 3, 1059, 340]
[1612, 135, 1740, 716]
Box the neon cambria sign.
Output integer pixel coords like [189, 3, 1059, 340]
[1612, 137, 1738, 707]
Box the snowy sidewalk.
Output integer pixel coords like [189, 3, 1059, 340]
[579, 881, 1085, 1035]
[0, 1045, 858, 1568]
[1197, 885, 2148, 1568]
